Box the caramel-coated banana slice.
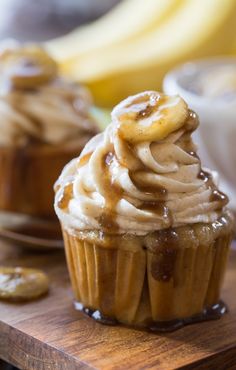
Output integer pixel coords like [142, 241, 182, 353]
[112, 91, 188, 143]
[0, 267, 49, 301]
[0, 44, 57, 88]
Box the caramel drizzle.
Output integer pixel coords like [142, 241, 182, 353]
[136, 95, 169, 121]
[150, 229, 179, 282]
[77, 151, 92, 168]
[58, 104, 226, 233]
[128, 169, 171, 224]
[181, 111, 228, 210]
[96, 144, 172, 231]
[136, 104, 157, 120]
[138, 201, 172, 228]
[57, 182, 74, 210]
[97, 151, 123, 233]
[130, 171, 167, 199]
[119, 94, 168, 123]
[58, 152, 92, 210]
[184, 110, 199, 132]
[198, 170, 228, 209]
[188, 151, 200, 160]
[98, 95, 179, 230]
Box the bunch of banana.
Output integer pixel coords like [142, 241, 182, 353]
[46, 0, 236, 108]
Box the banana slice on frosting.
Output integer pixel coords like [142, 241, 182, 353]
[112, 91, 188, 143]
[0, 44, 57, 89]
[0, 267, 49, 301]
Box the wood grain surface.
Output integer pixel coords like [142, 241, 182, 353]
[0, 242, 236, 370]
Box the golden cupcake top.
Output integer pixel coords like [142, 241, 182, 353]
[0, 43, 97, 146]
[55, 91, 228, 235]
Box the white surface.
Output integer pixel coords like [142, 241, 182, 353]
[163, 58, 236, 210]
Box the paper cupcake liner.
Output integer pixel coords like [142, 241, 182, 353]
[63, 228, 232, 326]
[147, 234, 231, 321]
[63, 230, 147, 324]
[205, 234, 231, 306]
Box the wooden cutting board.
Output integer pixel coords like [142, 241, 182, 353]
[0, 242, 236, 370]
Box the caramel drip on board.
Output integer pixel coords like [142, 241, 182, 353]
[79, 300, 227, 333]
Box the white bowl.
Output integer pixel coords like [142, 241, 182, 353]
[163, 57, 236, 209]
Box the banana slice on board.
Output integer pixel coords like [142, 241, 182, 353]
[0, 267, 49, 302]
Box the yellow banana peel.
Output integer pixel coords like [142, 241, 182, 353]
[46, 0, 180, 63]
[47, 0, 236, 107]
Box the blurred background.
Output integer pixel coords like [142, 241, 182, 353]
[1, 0, 235, 105]
[0, 0, 235, 204]
[0, 2, 236, 368]
[0, 0, 120, 41]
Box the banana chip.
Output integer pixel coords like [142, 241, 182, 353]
[0, 267, 49, 302]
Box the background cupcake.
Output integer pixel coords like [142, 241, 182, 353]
[55, 91, 233, 330]
[0, 43, 98, 218]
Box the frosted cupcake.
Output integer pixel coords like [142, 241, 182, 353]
[0, 44, 97, 218]
[55, 91, 233, 331]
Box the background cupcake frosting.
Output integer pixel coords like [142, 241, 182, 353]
[0, 45, 97, 147]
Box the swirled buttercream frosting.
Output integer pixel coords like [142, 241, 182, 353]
[0, 44, 97, 146]
[55, 91, 228, 235]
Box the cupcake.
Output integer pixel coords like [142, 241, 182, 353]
[55, 91, 233, 331]
[0, 44, 97, 218]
